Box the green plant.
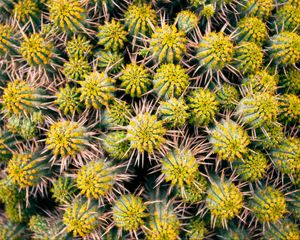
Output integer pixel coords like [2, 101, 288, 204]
[0, 24, 18, 57]
[278, 94, 300, 124]
[243, 0, 274, 19]
[275, 4, 300, 33]
[96, 50, 124, 74]
[209, 119, 250, 162]
[153, 64, 190, 99]
[0, 130, 15, 162]
[264, 220, 300, 240]
[175, 10, 198, 33]
[280, 68, 300, 94]
[50, 177, 77, 204]
[66, 34, 92, 57]
[185, 219, 208, 240]
[215, 83, 240, 110]
[13, 0, 40, 25]
[63, 55, 91, 81]
[0, 221, 26, 240]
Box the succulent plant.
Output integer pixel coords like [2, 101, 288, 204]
[97, 19, 128, 52]
[119, 63, 151, 98]
[243, 0, 274, 19]
[215, 83, 240, 110]
[63, 55, 91, 81]
[236, 17, 268, 44]
[237, 92, 279, 128]
[96, 50, 124, 73]
[249, 186, 287, 223]
[124, 2, 157, 37]
[159, 98, 189, 127]
[127, 113, 167, 155]
[112, 194, 148, 232]
[206, 176, 244, 225]
[264, 220, 300, 240]
[149, 24, 188, 63]
[187, 88, 219, 127]
[50, 177, 77, 204]
[275, 4, 300, 33]
[0, 24, 18, 57]
[280, 68, 300, 94]
[153, 64, 190, 99]
[66, 34, 92, 57]
[268, 31, 300, 66]
[185, 219, 208, 240]
[209, 119, 250, 162]
[0, 130, 15, 162]
[175, 10, 198, 33]
[278, 94, 300, 125]
[0, 221, 26, 240]
[13, 0, 40, 25]
[78, 71, 116, 108]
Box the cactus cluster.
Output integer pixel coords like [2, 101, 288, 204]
[0, 0, 299, 239]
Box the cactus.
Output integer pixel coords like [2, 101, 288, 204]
[45, 120, 91, 158]
[278, 94, 300, 125]
[119, 63, 151, 98]
[233, 42, 263, 75]
[175, 10, 198, 33]
[200, 4, 215, 19]
[270, 137, 300, 177]
[149, 24, 188, 63]
[63, 198, 103, 237]
[233, 151, 268, 182]
[196, 32, 234, 72]
[78, 71, 116, 109]
[63, 55, 91, 81]
[249, 186, 287, 223]
[0, 221, 26, 240]
[127, 113, 167, 154]
[0, 130, 15, 162]
[20, 33, 54, 67]
[159, 98, 189, 128]
[237, 92, 279, 128]
[241, 70, 278, 94]
[124, 2, 157, 37]
[187, 88, 219, 127]
[102, 131, 132, 160]
[54, 84, 82, 115]
[236, 17, 268, 44]
[1, 79, 46, 115]
[209, 119, 250, 162]
[13, 0, 40, 25]
[280, 68, 300, 94]
[76, 159, 120, 199]
[264, 220, 300, 240]
[112, 194, 148, 232]
[268, 31, 300, 65]
[243, 0, 274, 19]
[215, 83, 240, 110]
[97, 19, 128, 52]
[218, 227, 251, 240]
[160, 148, 199, 188]
[96, 50, 124, 74]
[6, 151, 51, 189]
[49, 0, 87, 34]
[206, 176, 244, 225]
[66, 34, 92, 57]
[275, 4, 300, 33]
[186, 219, 208, 240]
[0, 24, 18, 57]
[153, 64, 190, 99]
[50, 177, 77, 204]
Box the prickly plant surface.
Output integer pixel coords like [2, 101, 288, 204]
[0, 0, 299, 239]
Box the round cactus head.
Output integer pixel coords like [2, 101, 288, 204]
[160, 148, 199, 188]
[78, 71, 116, 109]
[271, 137, 300, 177]
[276, 4, 300, 32]
[97, 19, 127, 52]
[124, 2, 157, 36]
[63, 56, 91, 81]
[7, 151, 50, 188]
[153, 64, 190, 99]
[119, 63, 151, 98]
[13, 0, 40, 24]
[243, 0, 274, 19]
[96, 50, 124, 74]
[50, 177, 77, 204]
[281, 68, 300, 94]
[209, 119, 250, 162]
[269, 31, 300, 66]
[249, 186, 287, 223]
[45, 120, 90, 158]
[241, 70, 278, 94]
[55, 84, 82, 115]
[187, 88, 219, 127]
[206, 177, 244, 225]
[237, 92, 279, 129]
[264, 220, 300, 240]
[201, 4, 215, 19]
[237, 17, 267, 44]
[233, 42, 263, 75]
[149, 24, 188, 63]
[102, 131, 132, 160]
[215, 83, 240, 110]
[66, 35, 92, 57]
[63, 198, 101, 237]
[159, 98, 189, 128]
[196, 32, 234, 72]
[278, 94, 300, 125]
[127, 113, 167, 155]
[186, 219, 208, 240]
[112, 194, 148, 232]
[175, 10, 198, 33]
[1, 79, 44, 115]
[49, 0, 86, 34]
[76, 159, 118, 199]
[233, 151, 268, 182]
[20, 33, 53, 66]
[254, 123, 285, 149]
[0, 24, 18, 57]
